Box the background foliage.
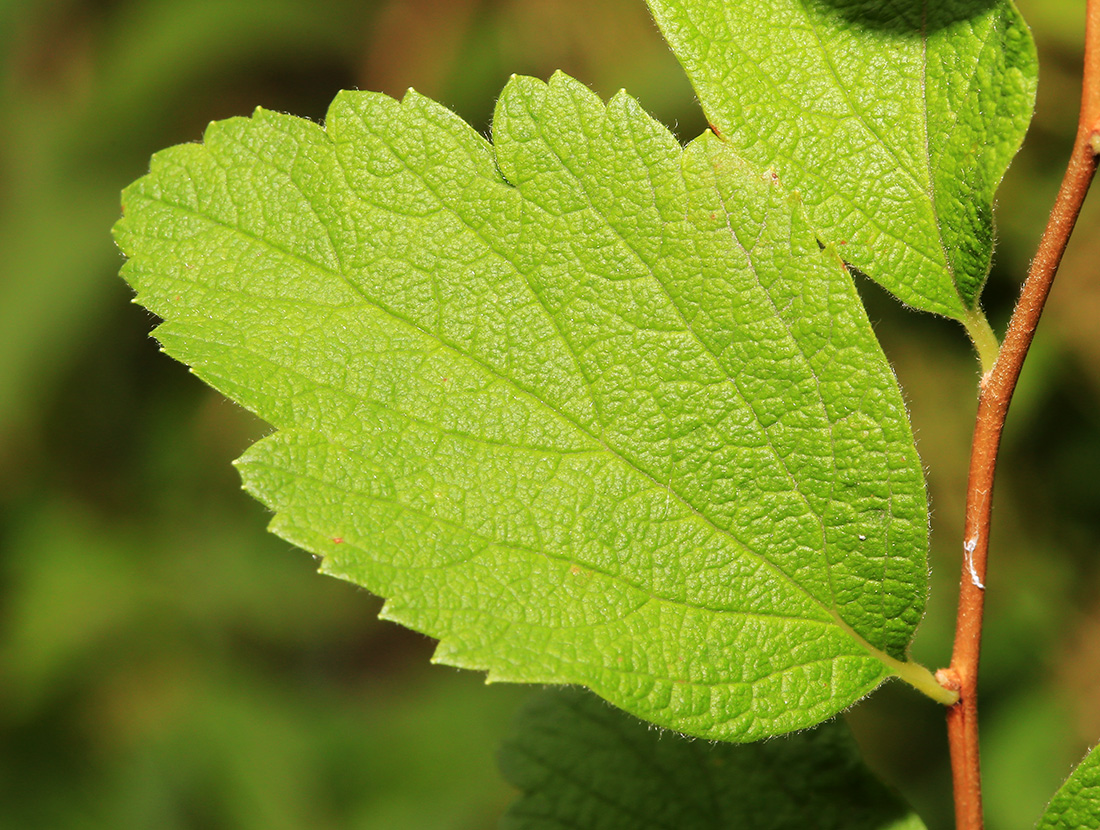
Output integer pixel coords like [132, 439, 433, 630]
[0, 0, 1096, 827]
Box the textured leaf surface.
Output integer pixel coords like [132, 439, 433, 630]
[1037, 745, 1100, 830]
[500, 687, 927, 830]
[645, 0, 1037, 320]
[115, 71, 933, 740]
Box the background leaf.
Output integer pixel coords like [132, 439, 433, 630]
[1036, 743, 1100, 830]
[114, 70, 934, 741]
[645, 0, 1037, 327]
[500, 687, 927, 830]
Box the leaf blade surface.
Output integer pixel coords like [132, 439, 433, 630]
[115, 72, 932, 740]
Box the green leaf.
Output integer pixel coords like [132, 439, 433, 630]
[1037, 744, 1100, 830]
[500, 687, 927, 830]
[115, 70, 943, 742]
[645, 0, 1037, 326]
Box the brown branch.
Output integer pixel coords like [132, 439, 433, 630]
[944, 3, 1100, 828]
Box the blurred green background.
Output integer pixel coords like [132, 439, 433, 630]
[0, 1, 1096, 828]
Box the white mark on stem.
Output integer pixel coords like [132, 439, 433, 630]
[963, 536, 984, 590]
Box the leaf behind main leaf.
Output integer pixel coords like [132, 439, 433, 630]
[115, 71, 934, 741]
[646, 0, 1037, 322]
[1037, 744, 1100, 830]
[501, 687, 928, 829]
